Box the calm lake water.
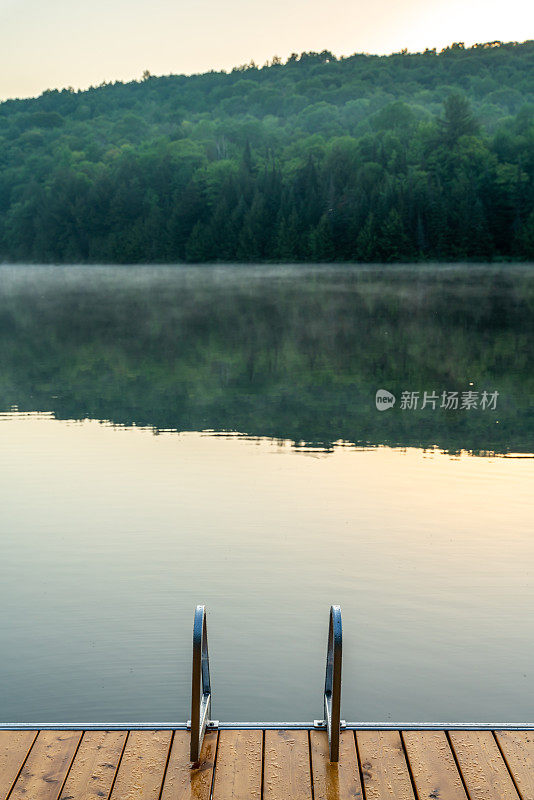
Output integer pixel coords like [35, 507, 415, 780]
[0, 264, 533, 724]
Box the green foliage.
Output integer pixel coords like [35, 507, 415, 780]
[439, 93, 480, 143]
[0, 41, 533, 262]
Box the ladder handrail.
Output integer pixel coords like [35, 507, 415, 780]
[323, 604, 342, 762]
[189, 605, 212, 762]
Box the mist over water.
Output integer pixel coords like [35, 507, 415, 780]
[0, 263, 532, 453]
[0, 264, 533, 723]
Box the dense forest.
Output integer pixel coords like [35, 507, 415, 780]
[0, 41, 533, 263]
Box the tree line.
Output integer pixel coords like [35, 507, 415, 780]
[0, 41, 533, 262]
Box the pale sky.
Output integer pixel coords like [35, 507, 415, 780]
[1, 0, 532, 101]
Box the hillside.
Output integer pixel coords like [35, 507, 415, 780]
[0, 41, 533, 262]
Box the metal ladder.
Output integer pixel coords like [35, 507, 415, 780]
[188, 604, 343, 763]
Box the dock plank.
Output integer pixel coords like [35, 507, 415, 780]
[59, 730, 127, 800]
[0, 731, 37, 800]
[356, 731, 415, 800]
[212, 730, 262, 800]
[108, 730, 172, 800]
[2, 725, 534, 800]
[449, 731, 519, 800]
[310, 730, 363, 800]
[160, 730, 217, 800]
[495, 731, 534, 800]
[9, 731, 82, 800]
[402, 731, 467, 800]
[263, 729, 311, 800]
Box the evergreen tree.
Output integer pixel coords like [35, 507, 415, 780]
[440, 94, 480, 146]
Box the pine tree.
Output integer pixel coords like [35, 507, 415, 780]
[310, 214, 335, 261]
[439, 94, 480, 146]
[185, 221, 215, 262]
[275, 209, 300, 260]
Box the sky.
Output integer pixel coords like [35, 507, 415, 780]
[1, 0, 532, 101]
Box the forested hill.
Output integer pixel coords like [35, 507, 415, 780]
[1, 41, 533, 263]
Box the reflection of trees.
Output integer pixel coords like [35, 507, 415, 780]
[0, 266, 532, 454]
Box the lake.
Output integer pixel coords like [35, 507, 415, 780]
[0, 263, 533, 724]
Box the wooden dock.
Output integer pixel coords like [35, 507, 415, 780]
[1, 728, 533, 800]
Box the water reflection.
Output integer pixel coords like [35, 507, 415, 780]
[1, 266, 533, 723]
[0, 264, 532, 455]
[1, 419, 533, 722]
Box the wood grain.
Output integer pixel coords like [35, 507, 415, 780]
[0, 731, 38, 800]
[108, 730, 172, 800]
[9, 731, 82, 800]
[212, 730, 262, 800]
[356, 730, 415, 800]
[402, 731, 467, 800]
[59, 730, 127, 800]
[263, 729, 311, 800]
[5, 726, 534, 800]
[449, 731, 519, 800]
[310, 730, 363, 800]
[495, 730, 534, 800]
[160, 730, 217, 800]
